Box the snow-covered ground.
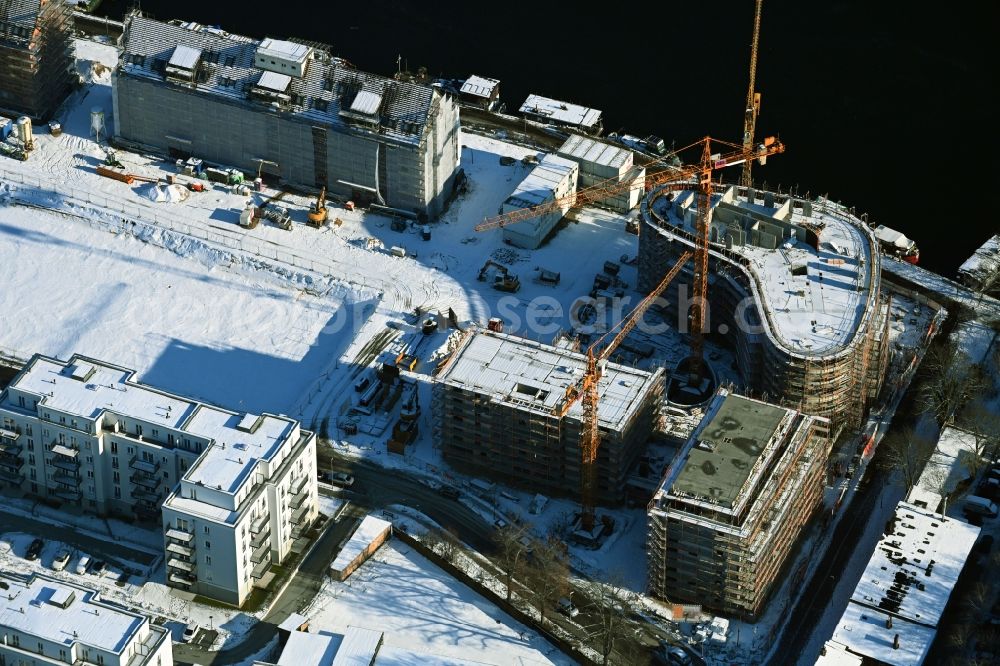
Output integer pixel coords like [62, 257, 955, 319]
[300, 539, 574, 666]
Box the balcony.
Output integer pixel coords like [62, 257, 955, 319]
[131, 486, 160, 503]
[130, 472, 159, 490]
[0, 427, 19, 442]
[49, 443, 79, 459]
[50, 487, 81, 502]
[290, 504, 310, 525]
[0, 455, 24, 471]
[166, 557, 195, 573]
[250, 539, 270, 564]
[250, 553, 271, 579]
[135, 503, 160, 521]
[52, 470, 81, 488]
[0, 468, 24, 484]
[166, 542, 194, 558]
[289, 474, 308, 496]
[168, 572, 195, 587]
[48, 456, 80, 472]
[129, 456, 160, 475]
[250, 513, 269, 534]
[0, 440, 21, 455]
[165, 528, 194, 543]
[250, 526, 270, 549]
[289, 490, 309, 510]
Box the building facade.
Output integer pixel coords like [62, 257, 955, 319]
[647, 389, 831, 619]
[556, 134, 644, 213]
[0, 353, 319, 607]
[433, 330, 664, 504]
[0, 572, 173, 666]
[0, 0, 74, 120]
[638, 185, 890, 434]
[113, 14, 461, 219]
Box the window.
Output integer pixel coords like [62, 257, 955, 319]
[28, 454, 35, 465]
[152, 429, 159, 438]
[60, 416, 65, 424]
[114, 486, 121, 499]
[27, 439, 33, 450]
[205, 555, 212, 565]
[18, 395, 25, 407]
[25, 424, 31, 436]
[205, 541, 211, 550]
[87, 470, 94, 478]
[113, 471, 120, 483]
[29, 469, 35, 480]
[112, 457, 119, 469]
[111, 441, 117, 454]
[71, 419, 77, 429]
[204, 525, 210, 534]
[225, 55, 236, 67]
[135, 424, 143, 437]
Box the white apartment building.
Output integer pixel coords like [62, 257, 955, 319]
[0, 571, 173, 666]
[0, 353, 319, 607]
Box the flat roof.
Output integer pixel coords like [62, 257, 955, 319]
[519, 94, 602, 129]
[460, 75, 499, 98]
[331, 515, 392, 574]
[557, 134, 631, 171]
[332, 626, 384, 666]
[958, 233, 999, 279]
[436, 330, 662, 432]
[6, 354, 298, 496]
[849, 501, 979, 627]
[257, 70, 292, 92]
[121, 15, 435, 147]
[278, 632, 340, 666]
[0, 573, 147, 655]
[375, 646, 493, 665]
[649, 188, 876, 356]
[503, 154, 577, 210]
[814, 641, 863, 666]
[831, 602, 934, 666]
[168, 44, 201, 70]
[669, 392, 791, 508]
[907, 426, 979, 511]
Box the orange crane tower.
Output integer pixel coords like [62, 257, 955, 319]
[555, 250, 692, 530]
[741, 0, 764, 187]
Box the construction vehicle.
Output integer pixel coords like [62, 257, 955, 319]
[477, 259, 521, 292]
[0, 142, 27, 161]
[307, 186, 329, 227]
[103, 148, 123, 168]
[741, 0, 764, 187]
[554, 250, 693, 531]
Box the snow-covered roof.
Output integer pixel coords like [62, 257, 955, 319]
[815, 641, 863, 666]
[257, 37, 310, 63]
[277, 631, 340, 666]
[502, 154, 578, 210]
[331, 515, 392, 574]
[874, 225, 915, 251]
[0, 572, 156, 656]
[907, 426, 980, 511]
[6, 354, 299, 496]
[257, 70, 292, 93]
[0, 0, 41, 47]
[375, 646, 494, 665]
[350, 89, 383, 115]
[645, 187, 880, 357]
[332, 626, 384, 666]
[460, 75, 499, 99]
[557, 134, 632, 171]
[519, 94, 602, 130]
[436, 330, 663, 432]
[850, 501, 979, 627]
[831, 602, 935, 666]
[120, 15, 436, 146]
[958, 234, 999, 282]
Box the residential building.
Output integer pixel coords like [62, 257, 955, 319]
[458, 75, 500, 111]
[519, 93, 602, 134]
[499, 154, 578, 249]
[433, 330, 664, 504]
[0, 571, 173, 666]
[647, 389, 831, 619]
[113, 14, 461, 218]
[0, 353, 319, 607]
[824, 501, 980, 665]
[0, 0, 74, 120]
[638, 185, 890, 433]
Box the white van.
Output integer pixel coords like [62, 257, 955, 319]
[964, 495, 999, 518]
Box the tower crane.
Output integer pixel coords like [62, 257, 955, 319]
[741, 0, 764, 187]
[554, 250, 693, 531]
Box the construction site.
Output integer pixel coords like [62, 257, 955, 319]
[647, 389, 832, 619]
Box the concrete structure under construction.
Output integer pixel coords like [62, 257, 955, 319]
[0, 0, 74, 120]
[0, 571, 173, 666]
[638, 185, 890, 433]
[433, 330, 664, 504]
[556, 134, 644, 213]
[500, 154, 578, 249]
[113, 14, 461, 218]
[0, 353, 319, 607]
[647, 389, 831, 619]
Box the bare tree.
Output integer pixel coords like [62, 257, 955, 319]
[918, 342, 988, 425]
[957, 406, 1000, 475]
[876, 426, 934, 492]
[492, 523, 530, 602]
[585, 577, 640, 665]
[965, 581, 993, 617]
[524, 536, 570, 624]
[425, 526, 461, 563]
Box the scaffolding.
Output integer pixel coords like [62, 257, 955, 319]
[0, 0, 74, 120]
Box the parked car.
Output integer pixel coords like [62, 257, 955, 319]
[325, 471, 355, 488]
[556, 597, 579, 618]
[182, 622, 201, 643]
[652, 645, 692, 665]
[51, 549, 71, 572]
[494, 518, 508, 530]
[75, 555, 91, 575]
[438, 485, 461, 500]
[26, 538, 44, 561]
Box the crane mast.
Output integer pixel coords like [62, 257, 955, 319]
[741, 0, 764, 187]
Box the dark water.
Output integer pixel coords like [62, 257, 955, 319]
[98, 0, 997, 275]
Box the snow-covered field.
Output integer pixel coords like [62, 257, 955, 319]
[301, 539, 574, 666]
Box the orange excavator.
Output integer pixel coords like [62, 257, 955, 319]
[307, 186, 328, 227]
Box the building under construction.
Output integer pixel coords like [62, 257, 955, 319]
[433, 330, 664, 504]
[0, 0, 74, 120]
[647, 389, 831, 619]
[113, 14, 461, 218]
[638, 185, 890, 433]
